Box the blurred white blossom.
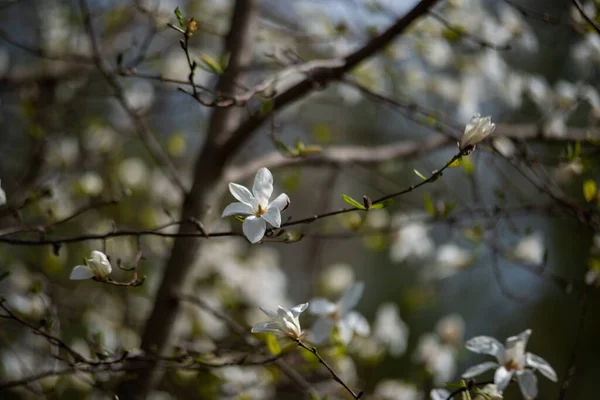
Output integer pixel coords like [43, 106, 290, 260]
[119, 158, 148, 190]
[493, 137, 516, 158]
[319, 262, 356, 296]
[374, 379, 419, 400]
[309, 282, 370, 345]
[79, 172, 104, 196]
[390, 216, 434, 262]
[463, 329, 557, 397]
[373, 302, 409, 357]
[509, 232, 545, 265]
[430, 244, 474, 279]
[222, 168, 290, 243]
[414, 314, 465, 386]
[46, 137, 79, 167]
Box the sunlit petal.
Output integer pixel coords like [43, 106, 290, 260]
[222, 202, 254, 217]
[338, 282, 364, 315]
[517, 370, 538, 400]
[462, 361, 498, 378]
[242, 216, 266, 243]
[252, 168, 273, 206]
[70, 265, 95, 280]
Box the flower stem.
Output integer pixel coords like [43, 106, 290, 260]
[295, 340, 363, 399]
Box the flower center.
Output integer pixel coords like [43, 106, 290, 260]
[254, 203, 266, 218]
[504, 358, 522, 372]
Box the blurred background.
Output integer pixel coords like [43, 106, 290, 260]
[0, 0, 599, 398]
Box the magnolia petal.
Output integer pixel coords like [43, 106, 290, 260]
[262, 206, 281, 228]
[337, 317, 355, 345]
[309, 299, 336, 316]
[345, 311, 370, 336]
[504, 329, 531, 361]
[312, 317, 335, 343]
[260, 307, 278, 319]
[251, 321, 280, 333]
[242, 216, 266, 244]
[89, 250, 112, 276]
[277, 305, 295, 322]
[290, 302, 309, 318]
[338, 282, 364, 315]
[517, 370, 538, 400]
[269, 193, 290, 212]
[526, 352, 558, 382]
[465, 335, 504, 357]
[229, 183, 256, 207]
[70, 265, 95, 280]
[430, 389, 451, 400]
[494, 366, 513, 391]
[252, 168, 274, 206]
[462, 361, 499, 379]
[222, 201, 254, 217]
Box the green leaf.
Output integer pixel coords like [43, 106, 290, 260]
[174, 6, 184, 30]
[584, 179, 597, 203]
[414, 169, 428, 181]
[275, 139, 292, 155]
[448, 156, 463, 168]
[265, 334, 281, 356]
[423, 193, 435, 216]
[298, 145, 322, 156]
[198, 54, 223, 74]
[260, 99, 273, 116]
[342, 194, 366, 210]
[370, 199, 393, 209]
[234, 215, 245, 223]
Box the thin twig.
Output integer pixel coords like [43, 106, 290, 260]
[295, 340, 363, 399]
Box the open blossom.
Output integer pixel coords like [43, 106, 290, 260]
[70, 250, 112, 280]
[309, 282, 370, 345]
[462, 329, 557, 399]
[460, 114, 496, 150]
[251, 303, 308, 340]
[222, 168, 290, 244]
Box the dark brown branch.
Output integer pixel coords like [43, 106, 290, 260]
[571, 0, 600, 35]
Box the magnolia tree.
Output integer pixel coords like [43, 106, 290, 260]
[0, 0, 599, 399]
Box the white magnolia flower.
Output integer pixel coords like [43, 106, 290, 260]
[70, 250, 112, 280]
[222, 168, 290, 244]
[462, 329, 558, 399]
[251, 303, 308, 340]
[373, 303, 409, 357]
[0, 179, 6, 206]
[460, 114, 496, 150]
[309, 282, 370, 345]
[510, 232, 545, 265]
